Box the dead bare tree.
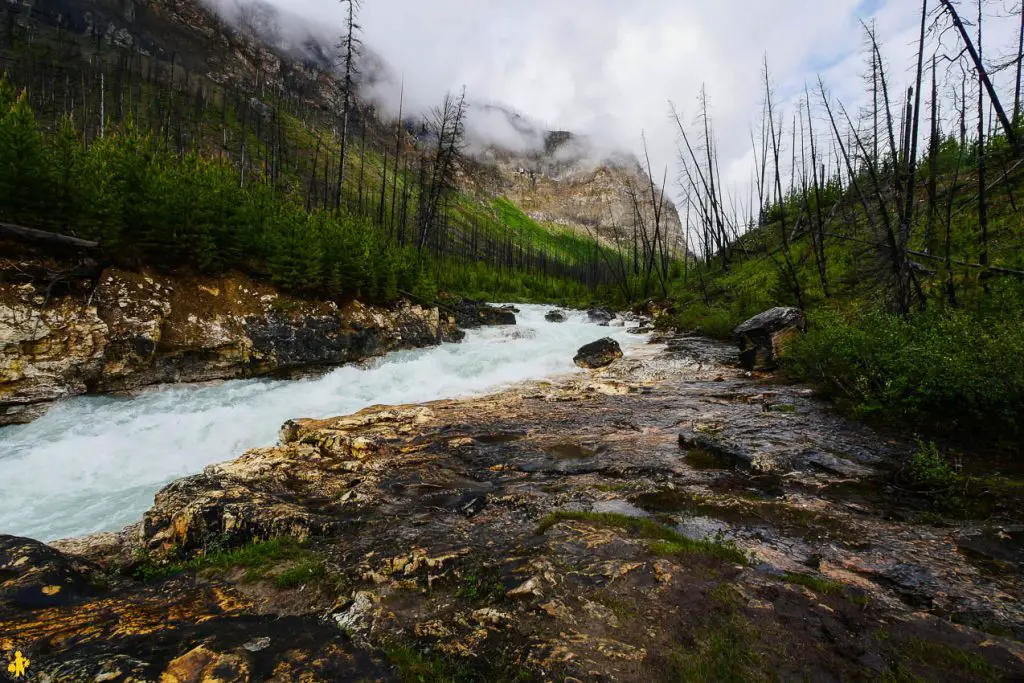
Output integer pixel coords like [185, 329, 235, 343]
[334, 0, 361, 210]
[938, 0, 1019, 149]
[417, 88, 467, 252]
[764, 60, 806, 309]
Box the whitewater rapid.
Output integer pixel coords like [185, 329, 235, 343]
[0, 306, 642, 542]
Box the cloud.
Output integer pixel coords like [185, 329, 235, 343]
[202, 0, 1023, 219]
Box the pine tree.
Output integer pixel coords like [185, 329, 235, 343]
[0, 90, 49, 226]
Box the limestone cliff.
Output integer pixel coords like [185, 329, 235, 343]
[0, 252, 464, 426]
[461, 106, 684, 247]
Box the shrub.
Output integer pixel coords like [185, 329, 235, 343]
[781, 307, 1024, 443]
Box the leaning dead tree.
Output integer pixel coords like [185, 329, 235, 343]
[416, 88, 467, 252]
[937, 0, 1018, 150]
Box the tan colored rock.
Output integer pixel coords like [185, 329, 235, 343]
[161, 645, 250, 683]
[1, 268, 452, 425]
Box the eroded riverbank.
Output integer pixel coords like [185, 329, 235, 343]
[1, 333, 1022, 681]
[0, 305, 639, 541]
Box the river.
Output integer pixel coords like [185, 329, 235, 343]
[0, 306, 640, 541]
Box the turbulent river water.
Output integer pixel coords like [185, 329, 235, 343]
[0, 305, 640, 542]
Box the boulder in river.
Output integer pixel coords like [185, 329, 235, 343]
[448, 299, 517, 328]
[574, 337, 623, 369]
[733, 307, 807, 370]
[545, 310, 568, 323]
[587, 307, 615, 326]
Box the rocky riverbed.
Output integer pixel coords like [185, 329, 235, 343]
[1, 333, 1022, 681]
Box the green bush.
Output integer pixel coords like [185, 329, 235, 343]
[781, 308, 1024, 442]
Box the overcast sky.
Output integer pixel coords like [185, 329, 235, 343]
[220, 0, 1023, 212]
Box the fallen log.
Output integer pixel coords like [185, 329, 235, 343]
[0, 223, 99, 250]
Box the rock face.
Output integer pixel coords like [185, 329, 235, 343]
[447, 298, 517, 328]
[587, 307, 615, 326]
[544, 310, 567, 323]
[3, 335, 1023, 681]
[574, 338, 623, 369]
[0, 266, 459, 426]
[461, 112, 684, 247]
[0, 535, 101, 609]
[733, 307, 807, 370]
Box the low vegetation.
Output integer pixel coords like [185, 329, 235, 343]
[381, 641, 531, 683]
[536, 510, 747, 564]
[129, 537, 347, 594]
[782, 572, 870, 606]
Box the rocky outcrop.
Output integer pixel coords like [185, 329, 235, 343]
[733, 307, 807, 370]
[4, 335, 1023, 681]
[544, 310, 567, 323]
[461, 112, 684, 247]
[446, 298, 517, 329]
[573, 337, 623, 369]
[0, 267, 460, 425]
[587, 307, 615, 326]
[0, 535, 102, 609]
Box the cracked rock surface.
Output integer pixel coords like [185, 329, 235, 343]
[2, 335, 1022, 681]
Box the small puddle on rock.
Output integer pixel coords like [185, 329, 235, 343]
[684, 447, 736, 470]
[544, 443, 600, 461]
[591, 499, 649, 518]
[631, 488, 695, 514]
[473, 432, 526, 445]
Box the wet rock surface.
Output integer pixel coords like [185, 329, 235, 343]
[545, 310, 568, 323]
[573, 338, 624, 369]
[2, 335, 1023, 681]
[0, 263, 462, 426]
[587, 307, 616, 325]
[447, 298, 518, 328]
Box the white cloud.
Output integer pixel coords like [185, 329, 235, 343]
[207, 0, 1023, 218]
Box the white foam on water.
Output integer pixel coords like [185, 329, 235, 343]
[0, 305, 641, 541]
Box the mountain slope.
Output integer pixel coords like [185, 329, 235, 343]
[2, 0, 679, 252]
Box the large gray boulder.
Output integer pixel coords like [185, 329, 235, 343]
[449, 299, 517, 328]
[733, 307, 806, 370]
[573, 338, 624, 369]
[587, 307, 615, 326]
[545, 310, 568, 323]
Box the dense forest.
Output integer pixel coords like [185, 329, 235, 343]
[1, 0, 1022, 447]
[0, 0, 639, 307]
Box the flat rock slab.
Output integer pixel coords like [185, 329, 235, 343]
[4, 333, 1022, 682]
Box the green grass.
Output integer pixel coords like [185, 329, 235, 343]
[381, 642, 533, 683]
[536, 510, 747, 564]
[654, 611, 773, 683]
[130, 537, 309, 581]
[383, 643, 466, 683]
[129, 536, 352, 597]
[589, 589, 637, 621]
[903, 638, 1000, 680]
[782, 572, 870, 606]
[272, 559, 331, 589]
[454, 563, 506, 604]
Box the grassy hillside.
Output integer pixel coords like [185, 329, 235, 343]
[664, 129, 1024, 448]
